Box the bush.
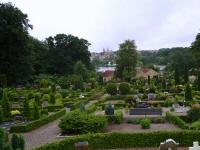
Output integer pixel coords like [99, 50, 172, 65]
[10, 109, 66, 133]
[128, 117, 165, 124]
[34, 131, 200, 150]
[106, 83, 117, 95]
[106, 111, 123, 124]
[42, 94, 50, 102]
[40, 109, 48, 116]
[140, 118, 151, 129]
[164, 99, 174, 107]
[59, 111, 107, 134]
[119, 82, 130, 95]
[166, 112, 189, 129]
[0, 111, 2, 123]
[187, 105, 200, 122]
[191, 120, 200, 130]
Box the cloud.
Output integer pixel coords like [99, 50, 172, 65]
[2, 0, 200, 52]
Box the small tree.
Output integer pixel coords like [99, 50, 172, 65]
[174, 65, 180, 85]
[33, 102, 40, 120]
[51, 84, 56, 93]
[34, 93, 40, 105]
[50, 93, 55, 104]
[23, 97, 30, 119]
[197, 71, 200, 91]
[2, 89, 11, 119]
[106, 83, 117, 95]
[11, 134, 19, 150]
[147, 75, 151, 85]
[183, 65, 189, 83]
[0, 111, 3, 123]
[185, 83, 192, 101]
[119, 82, 130, 95]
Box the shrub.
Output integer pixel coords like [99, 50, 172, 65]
[34, 93, 41, 105]
[0, 111, 3, 123]
[2, 89, 11, 118]
[42, 94, 50, 102]
[140, 118, 151, 129]
[50, 93, 55, 104]
[33, 102, 40, 120]
[40, 109, 48, 116]
[106, 83, 117, 95]
[166, 112, 189, 129]
[59, 111, 107, 134]
[34, 131, 200, 150]
[40, 79, 49, 88]
[185, 83, 193, 101]
[10, 109, 66, 133]
[11, 134, 20, 150]
[191, 120, 200, 130]
[106, 111, 123, 124]
[23, 98, 31, 118]
[164, 99, 174, 107]
[119, 82, 130, 95]
[128, 117, 165, 124]
[187, 105, 200, 122]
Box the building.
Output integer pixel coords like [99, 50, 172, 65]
[135, 68, 159, 79]
[103, 70, 114, 82]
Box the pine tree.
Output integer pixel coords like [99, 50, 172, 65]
[50, 93, 55, 104]
[11, 134, 19, 150]
[183, 65, 189, 83]
[197, 71, 200, 91]
[174, 65, 180, 85]
[148, 75, 151, 85]
[185, 83, 192, 101]
[2, 89, 11, 118]
[23, 98, 30, 119]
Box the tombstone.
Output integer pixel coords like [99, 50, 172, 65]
[80, 93, 85, 99]
[75, 141, 89, 150]
[159, 139, 179, 150]
[42, 101, 48, 108]
[11, 103, 21, 109]
[172, 103, 180, 109]
[14, 114, 24, 121]
[148, 93, 156, 101]
[105, 103, 114, 115]
[19, 96, 25, 101]
[189, 141, 200, 150]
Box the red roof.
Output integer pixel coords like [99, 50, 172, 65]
[103, 70, 114, 77]
[141, 68, 151, 73]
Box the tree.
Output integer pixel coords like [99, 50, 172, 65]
[174, 65, 180, 85]
[197, 71, 200, 91]
[33, 102, 40, 120]
[106, 83, 117, 95]
[23, 97, 30, 118]
[11, 134, 19, 150]
[74, 61, 88, 81]
[185, 83, 192, 101]
[50, 93, 55, 104]
[119, 82, 130, 95]
[70, 75, 84, 90]
[191, 33, 200, 65]
[147, 75, 151, 85]
[183, 65, 189, 83]
[0, 3, 33, 85]
[45, 34, 91, 75]
[116, 40, 138, 81]
[2, 89, 11, 118]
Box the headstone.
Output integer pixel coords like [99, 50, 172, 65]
[80, 93, 85, 99]
[172, 103, 180, 109]
[189, 141, 200, 150]
[105, 103, 114, 115]
[148, 93, 156, 101]
[159, 139, 179, 150]
[75, 141, 89, 150]
[42, 101, 48, 108]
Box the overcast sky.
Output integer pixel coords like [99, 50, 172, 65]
[2, 0, 200, 52]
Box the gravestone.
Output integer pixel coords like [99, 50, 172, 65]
[80, 93, 85, 99]
[105, 103, 114, 115]
[172, 103, 180, 109]
[42, 101, 48, 108]
[159, 139, 179, 150]
[189, 141, 200, 150]
[75, 141, 89, 150]
[148, 93, 156, 101]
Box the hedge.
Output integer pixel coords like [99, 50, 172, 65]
[34, 131, 200, 150]
[10, 109, 66, 133]
[166, 112, 189, 129]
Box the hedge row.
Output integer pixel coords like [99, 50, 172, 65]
[10, 109, 66, 133]
[166, 112, 189, 129]
[34, 131, 200, 150]
[106, 111, 123, 124]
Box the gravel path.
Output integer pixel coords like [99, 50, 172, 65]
[22, 119, 62, 150]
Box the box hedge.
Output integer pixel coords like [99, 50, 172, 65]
[10, 109, 66, 133]
[106, 111, 123, 124]
[34, 131, 200, 150]
[166, 112, 189, 129]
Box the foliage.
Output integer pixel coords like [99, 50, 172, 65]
[2, 89, 11, 118]
[164, 99, 174, 107]
[185, 83, 193, 101]
[187, 105, 200, 122]
[34, 131, 200, 150]
[191, 120, 200, 130]
[50, 93, 55, 104]
[10, 109, 66, 133]
[0, 111, 3, 123]
[11, 134, 25, 150]
[11, 110, 21, 116]
[59, 111, 107, 134]
[73, 61, 88, 81]
[70, 75, 84, 90]
[140, 118, 151, 129]
[106, 83, 117, 95]
[106, 111, 123, 124]
[116, 40, 137, 81]
[33, 102, 40, 120]
[23, 97, 31, 118]
[0, 2, 33, 85]
[166, 112, 189, 129]
[128, 117, 165, 124]
[191, 33, 200, 64]
[119, 82, 130, 95]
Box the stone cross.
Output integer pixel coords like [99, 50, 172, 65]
[189, 142, 200, 150]
[159, 139, 179, 150]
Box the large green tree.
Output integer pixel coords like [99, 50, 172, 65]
[73, 61, 88, 81]
[191, 33, 200, 66]
[45, 34, 91, 75]
[116, 40, 138, 81]
[2, 89, 11, 118]
[0, 3, 33, 85]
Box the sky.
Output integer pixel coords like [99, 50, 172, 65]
[2, 0, 200, 52]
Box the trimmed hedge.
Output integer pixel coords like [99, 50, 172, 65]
[10, 109, 66, 133]
[34, 131, 200, 150]
[166, 112, 189, 129]
[106, 111, 123, 124]
[128, 117, 166, 124]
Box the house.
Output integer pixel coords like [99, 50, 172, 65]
[135, 68, 159, 79]
[103, 70, 114, 82]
